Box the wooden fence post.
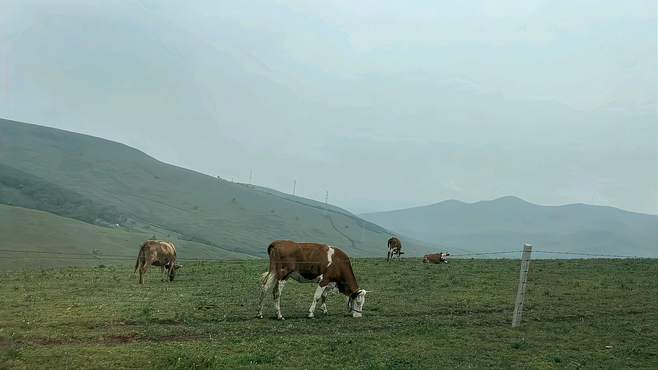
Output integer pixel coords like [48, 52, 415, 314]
[512, 243, 533, 328]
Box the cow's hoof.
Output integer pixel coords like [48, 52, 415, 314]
[307, 313, 315, 319]
[277, 316, 285, 321]
[257, 314, 263, 319]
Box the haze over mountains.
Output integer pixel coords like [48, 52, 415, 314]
[2, 1, 655, 215]
[361, 197, 658, 258]
[1, 118, 655, 267]
[1, 118, 431, 267]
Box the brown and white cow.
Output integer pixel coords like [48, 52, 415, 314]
[134, 240, 181, 284]
[422, 252, 450, 264]
[387, 237, 403, 262]
[257, 240, 368, 320]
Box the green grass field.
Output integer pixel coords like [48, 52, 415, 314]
[1, 259, 656, 369]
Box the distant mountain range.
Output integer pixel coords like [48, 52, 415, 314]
[0, 118, 430, 267]
[361, 196, 657, 258]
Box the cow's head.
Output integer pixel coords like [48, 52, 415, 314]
[165, 263, 182, 281]
[422, 255, 429, 263]
[347, 289, 368, 318]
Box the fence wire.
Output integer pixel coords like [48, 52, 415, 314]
[0, 247, 648, 266]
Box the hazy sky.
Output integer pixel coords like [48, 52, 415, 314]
[1, 0, 656, 214]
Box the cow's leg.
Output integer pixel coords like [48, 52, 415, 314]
[166, 262, 175, 282]
[273, 280, 286, 320]
[319, 298, 328, 314]
[387, 250, 391, 262]
[319, 285, 332, 314]
[136, 260, 143, 284]
[307, 283, 328, 318]
[257, 272, 275, 319]
[139, 263, 149, 284]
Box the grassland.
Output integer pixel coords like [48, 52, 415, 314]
[1, 258, 655, 369]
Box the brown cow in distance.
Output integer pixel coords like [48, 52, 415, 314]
[423, 252, 450, 264]
[134, 240, 181, 284]
[258, 240, 369, 320]
[387, 237, 403, 262]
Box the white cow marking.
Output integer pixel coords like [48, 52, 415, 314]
[308, 284, 328, 318]
[327, 246, 335, 267]
[349, 289, 367, 318]
[274, 280, 286, 320]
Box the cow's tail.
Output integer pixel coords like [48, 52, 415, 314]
[260, 241, 278, 287]
[260, 272, 271, 285]
[267, 241, 277, 256]
[134, 243, 145, 274]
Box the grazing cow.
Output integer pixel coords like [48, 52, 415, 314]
[387, 237, 403, 262]
[258, 240, 368, 320]
[134, 240, 181, 284]
[422, 252, 450, 264]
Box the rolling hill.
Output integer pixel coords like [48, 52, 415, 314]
[361, 196, 658, 258]
[0, 204, 253, 268]
[0, 118, 429, 264]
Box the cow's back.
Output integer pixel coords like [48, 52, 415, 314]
[388, 237, 401, 249]
[268, 240, 343, 279]
[423, 253, 442, 264]
[141, 240, 176, 261]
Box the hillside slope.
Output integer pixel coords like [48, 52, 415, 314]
[0, 118, 427, 258]
[361, 196, 658, 257]
[0, 204, 253, 268]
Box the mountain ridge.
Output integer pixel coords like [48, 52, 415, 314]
[365, 195, 655, 217]
[361, 196, 658, 257]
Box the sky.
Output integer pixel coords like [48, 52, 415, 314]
[1, 0, 656, 214]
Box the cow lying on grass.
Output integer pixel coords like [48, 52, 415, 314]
[134, 240, 181, 284]
[258, 240, 369, 320]
[423, 252, 450, 264]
